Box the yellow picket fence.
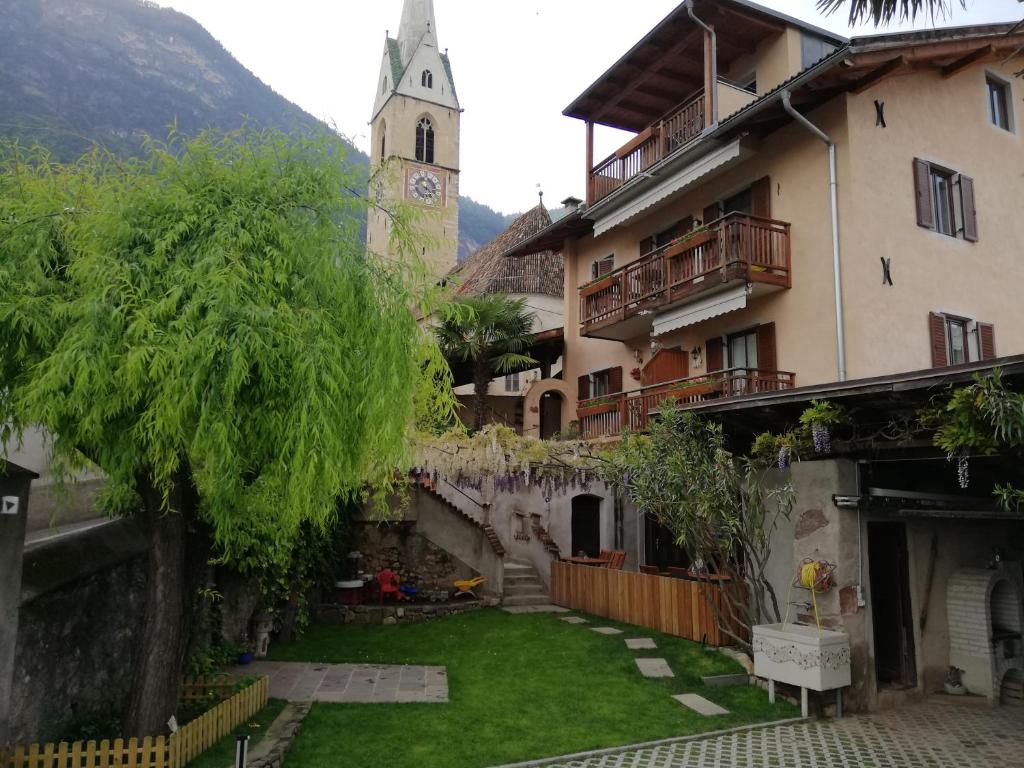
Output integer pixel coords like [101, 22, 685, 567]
[1, 676, 269, 768]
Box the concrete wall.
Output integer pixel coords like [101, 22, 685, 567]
[0, 465, 33, 747]
[10, 519, 147, 743]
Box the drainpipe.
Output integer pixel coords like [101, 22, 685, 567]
[686, 0, 718, 126]
[781, 90, 847, 382]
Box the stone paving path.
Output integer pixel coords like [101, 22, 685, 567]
[590, 626, 623, 635]
[509, 699, 1024, 768]
[237, 661, 448, 703]
[635, 658, 674, 678]
[625, 638, 656, 649]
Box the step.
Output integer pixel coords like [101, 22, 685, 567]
[504, 584, 548, 597]
[504, 562, 536, 572]
[504, 573, 543, 585]
[501, 594, 552, 607]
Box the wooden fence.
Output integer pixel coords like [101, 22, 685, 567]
[2, 676, 269, 768]
[551, 561, 746, 647]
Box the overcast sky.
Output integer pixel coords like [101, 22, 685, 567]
[156, 0, 1022, 214]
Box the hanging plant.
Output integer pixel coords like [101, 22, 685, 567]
[799, 400, 846, 455]
[949, 451, 970, 490]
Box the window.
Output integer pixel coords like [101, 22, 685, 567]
[422, 69, 433, 89]
[987, 75, 1011, 131]
[913, 158, 978, 242]
[591, 254, 614, 279]
[946, 317, 969, 365]
[504, 372, 520, 392]
[930, 167, 955, 237]
[929, 312, 997, 367]
[590, 369, 612, 397]
[728, 329, 759, 370]
[801, 34, 837, 70]
[739, 75, 757, 95]
[381, 77, 388, 95]
[415, 117, 435, 164]
[379, 121, 386, 160]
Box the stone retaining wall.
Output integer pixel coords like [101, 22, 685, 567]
[315, 598, 493, 626]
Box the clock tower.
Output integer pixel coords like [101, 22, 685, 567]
[367, 0, 460, 277]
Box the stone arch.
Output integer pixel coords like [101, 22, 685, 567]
[522, 378, 572, 438]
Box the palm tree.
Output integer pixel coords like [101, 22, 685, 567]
[817, 0, 963, 25]
[436, 294, 538, 432]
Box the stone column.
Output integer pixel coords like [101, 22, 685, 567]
[0, 462, 35, 748]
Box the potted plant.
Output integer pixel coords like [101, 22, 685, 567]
[236, 637, 255, 666]
[577, 394, 623, 418]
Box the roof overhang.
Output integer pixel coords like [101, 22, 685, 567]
[563, 0, 846, 132]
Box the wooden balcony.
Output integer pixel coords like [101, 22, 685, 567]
[579, 213, 791, 341]
[588, 91, 706, 205]
[576, 368, 796, 440]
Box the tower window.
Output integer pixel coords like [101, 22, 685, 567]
[415, 117, 435, 164]
[382, 76, 388, 95]
[380, 123, 386, 160]
[421, 69, 433, 89]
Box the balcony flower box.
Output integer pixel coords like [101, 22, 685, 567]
[666, 377, 721, 399]
[577, 397, 622, 418]
[664, 227, 715, 258]
[752, 623, 851, 693]
[579, 274, 617, 298]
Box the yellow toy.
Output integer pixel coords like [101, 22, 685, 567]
[453, 575, 486, 599]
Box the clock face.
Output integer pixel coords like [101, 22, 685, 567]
[408, 169, 442, 205]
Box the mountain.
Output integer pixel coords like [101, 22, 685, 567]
[0, 0, 510, 257]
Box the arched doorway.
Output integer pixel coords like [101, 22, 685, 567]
[539, 391, 563, 440]
[571, 495, 601, 557]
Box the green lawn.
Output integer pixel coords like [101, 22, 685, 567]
[273, 609, 794, 768]
[187, 698, 287, 768]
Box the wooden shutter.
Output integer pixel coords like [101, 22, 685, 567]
[577, 374, 591, 401]
[641, 348, 689, 386]
[608, 366, 623, 394]
[756, 322, 777, 372]
[705, 337, 724, 372]
[929, 312, 948, 368]
[978, 322, 996, 360]
[913, 158, 934, 229]
[751, 176, 772, 218]
[594, 255, 614, 277]
[702, 202, 721, 226]
[640, 236, 654, 256]
[960, 175, 978, 242]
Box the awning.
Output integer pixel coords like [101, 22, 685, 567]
[653, 284, 749, 336]
[591, 138, 751, 237]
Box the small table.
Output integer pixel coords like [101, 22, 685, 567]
[335, 580, 368, 605]
[563, 556, 610, 567]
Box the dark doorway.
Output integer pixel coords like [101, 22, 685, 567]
[644, 514, 690, 571]
[539, 392, 562, 440]
[571, 495, 601, 557]
[868, 522, 918, 688]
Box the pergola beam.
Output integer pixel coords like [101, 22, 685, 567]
[850, 56, 907, 94]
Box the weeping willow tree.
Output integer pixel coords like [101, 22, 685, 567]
[0, 129, 454, 735]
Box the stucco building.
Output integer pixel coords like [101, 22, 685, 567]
[505, 0, 1022, 441]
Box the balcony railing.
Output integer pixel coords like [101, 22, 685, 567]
[580, 213, 791, 337]
[576, 368, 796, 440]
[588, 92, 706, 204]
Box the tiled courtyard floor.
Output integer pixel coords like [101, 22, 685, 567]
[513, 699, 1024, 768]
[234, 660, 448, 703]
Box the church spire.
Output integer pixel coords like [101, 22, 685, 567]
[397, 0, 437, 66]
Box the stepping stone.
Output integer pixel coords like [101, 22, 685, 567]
[590, 626, 623, 635]
[561, 616, 589, 624]
[635, 657, 674, 678]
[702, 673, 749, 687]
[673, 693, 729, 715]
[625, 638, 657, 650]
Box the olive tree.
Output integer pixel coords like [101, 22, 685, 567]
[0, 129, 453, 735]
[600, 409, 794, 650]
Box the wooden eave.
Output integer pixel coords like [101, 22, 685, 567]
[563, 0, 844, 132]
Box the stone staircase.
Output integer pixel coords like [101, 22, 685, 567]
[415, 478, 506, 557]
[530, 518, 561, 559]
[501, 561, 551, 607]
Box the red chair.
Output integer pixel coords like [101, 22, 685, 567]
[377, 569, 401, 603]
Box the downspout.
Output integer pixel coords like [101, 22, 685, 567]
[781, 90, 847, 382]
[686, 0, 718, 126]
